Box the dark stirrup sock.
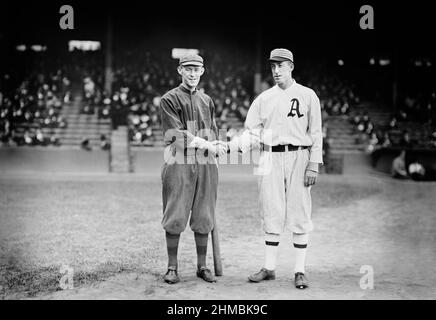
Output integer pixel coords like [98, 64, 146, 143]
[194, 232, 209, 269]
[165, 232, 180, 269]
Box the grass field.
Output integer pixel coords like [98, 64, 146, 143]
[1, 163, 436, 299]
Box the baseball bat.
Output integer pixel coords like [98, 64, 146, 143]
[211, 225, 223, 276]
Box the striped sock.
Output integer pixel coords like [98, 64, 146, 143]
[293, 233, 309, 274]
[264, 233, 280, 270]
[165, 232, 180, 269]
[194, 232, 209, 269]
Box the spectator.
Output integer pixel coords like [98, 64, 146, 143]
[391, 150, 408, 179]
[83, 76, 96, 99]
[365, 132, 379, 153]
[381, 131, 392, 148]
[362, 111, 370, 126]
[430, 132, 436, 148]
[351, 112, 362, 126]
[322, 138, 331, 168]
[400, 130, 412, 148]
[389, 116, 397, 129]
[100, 134, 110, 150]
[23, 130, 33, 146]
[81, 137, 92, 151]
[50, 133, 60, 146]
[365, 121, 375, 135]
[35, 128, 46, 145]
[408, 160, 426, 181]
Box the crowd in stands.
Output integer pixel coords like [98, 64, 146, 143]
[0, 66, 70, 147]
[4, 47, 436, 181]
[1, 50, 109, 148]
[112, 52, 358, 150]
[12, 48, 436, 166]
[307, 72, 361, 161]
[77, 49, 256, 146]
[349, 89, 436, 153]
[200, 52, 254, 131]
[78, 50, 166, 145]
[3, 49, 352, 158]
[112, 50, 254, 145]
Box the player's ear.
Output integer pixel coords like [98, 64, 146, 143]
[177, 66, 183, 76]
[289, 61, 294, 71]
[199, 67, 205, 76]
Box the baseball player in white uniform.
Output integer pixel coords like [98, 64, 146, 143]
[227, 48, 323, 289]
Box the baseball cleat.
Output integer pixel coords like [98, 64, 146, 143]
[248, 268, 276, 282]
[294, 272, 309, 289]
[163, 266, 180, 284]
[196, 266, 216, 283]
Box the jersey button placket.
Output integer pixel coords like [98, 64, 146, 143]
[191, 93, 197, 134]
[191, 93, 198, 164]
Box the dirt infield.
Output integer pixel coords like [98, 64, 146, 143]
[1, 167, 436, 300]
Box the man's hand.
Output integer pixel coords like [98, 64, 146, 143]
[227, 138, 241, 154]
[209, 140, 228, 157]
[304, 169, 318, 187]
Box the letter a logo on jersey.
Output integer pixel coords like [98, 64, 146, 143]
[288, 98, 303, 118]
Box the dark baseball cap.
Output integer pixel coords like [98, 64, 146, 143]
[179, 54, 204, 67]
[269, 48, 294, 63]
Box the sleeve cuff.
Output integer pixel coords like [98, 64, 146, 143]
[306, 161, 320, 172]
[189, 137, 209, 149]
[227, 138, 240, 153]
[309, 154, 323, 165]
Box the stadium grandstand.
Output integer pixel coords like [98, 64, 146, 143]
[1, 1, 435, 178]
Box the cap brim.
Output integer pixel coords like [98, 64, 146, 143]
[180, 62, 203, 66]
[269, 57, 293, 63]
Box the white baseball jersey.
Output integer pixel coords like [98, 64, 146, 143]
[232, 80, 323, 164]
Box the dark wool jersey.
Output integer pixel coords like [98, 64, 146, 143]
[160, 84, 219, 151]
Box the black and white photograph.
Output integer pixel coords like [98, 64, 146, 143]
[1, 0, 435, 307]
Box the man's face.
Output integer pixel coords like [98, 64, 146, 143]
[270, 61, 293, 86]
[178, 65, 204, 89]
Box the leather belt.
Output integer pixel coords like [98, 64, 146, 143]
[261, 144, 309, 152]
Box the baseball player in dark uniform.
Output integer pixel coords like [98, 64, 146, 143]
[159, 53, 227, 284]
[228, 49, 323, 289]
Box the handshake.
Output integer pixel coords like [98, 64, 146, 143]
[204, 140, 228, 157]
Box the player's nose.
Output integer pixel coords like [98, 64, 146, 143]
[272, 66, 280, 74]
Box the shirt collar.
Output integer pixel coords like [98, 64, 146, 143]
[275, 78, 296, 91]
[179, 83, 197, 94]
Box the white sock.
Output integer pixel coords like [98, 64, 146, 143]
[264, 233, 280, 271]
[293, 233, 309, 274]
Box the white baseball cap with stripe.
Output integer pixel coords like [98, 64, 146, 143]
[269, 48, 294, 63]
